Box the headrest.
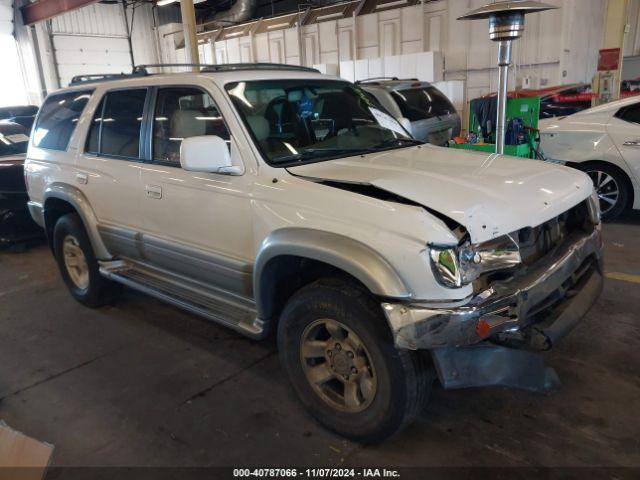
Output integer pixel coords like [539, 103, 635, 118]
[247, 115, 270, 141]
[170, 109, 206, 138]
[287, 90, 303, 102]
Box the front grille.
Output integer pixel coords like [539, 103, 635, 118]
[474, 200, 594, 293]
[516, 200, 593, 266]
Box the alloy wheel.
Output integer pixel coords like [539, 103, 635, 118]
[587, 169, 620, 216]
[62, 235, 90, 291]
[300, 318, 377, 413]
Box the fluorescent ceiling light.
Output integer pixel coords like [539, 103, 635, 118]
[267, 22, 291, 30]
[375, 0, 407, 9]
[225, 31, 244, 38]
[157, 0, 177, 6]
[316, 12, 344, 21]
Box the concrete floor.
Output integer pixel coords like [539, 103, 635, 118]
[0, 214, 639, 469]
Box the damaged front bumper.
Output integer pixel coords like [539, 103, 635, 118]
[382, 227, 604, 391]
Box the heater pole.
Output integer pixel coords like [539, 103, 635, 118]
[458, 1, 557, 156]
[496, 40, 512, 155]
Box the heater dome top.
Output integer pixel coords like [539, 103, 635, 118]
[457, 0, 557, 21]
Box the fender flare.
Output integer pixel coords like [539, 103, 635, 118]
[43, 183, 111, 260]
[253, 228, 412, 319]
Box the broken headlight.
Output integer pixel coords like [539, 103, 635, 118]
[429, 235, 522, 288]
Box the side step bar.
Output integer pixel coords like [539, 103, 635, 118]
[99, 260, 266, 339]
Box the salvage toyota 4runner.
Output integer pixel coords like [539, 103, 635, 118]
[25, 64, 603, 443]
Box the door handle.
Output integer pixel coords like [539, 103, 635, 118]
[145, 184, 162, 199]
[76, 172, 88, 184]
[623, 140, 640, 147]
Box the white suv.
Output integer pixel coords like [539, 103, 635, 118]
[25, 63, 604, 443]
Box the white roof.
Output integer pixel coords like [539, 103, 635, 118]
[574, 95, 640, 117]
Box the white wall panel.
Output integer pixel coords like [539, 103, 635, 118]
[284, 28, 300, 65]
[337, 19, 355, 61]
[301, 25, 319, 66]
[254, 33, 270, 62]
[357, 14, 378, 59]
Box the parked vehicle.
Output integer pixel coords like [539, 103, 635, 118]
[0, 105, 39, 131]
[0, 121, 43, 247]
[25, 64, 603, 443]
[540, 96, 640, 221]
[358, 78, 461, 145]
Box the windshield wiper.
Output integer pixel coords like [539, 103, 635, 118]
[371, 137, 425, 149]
[273, 147, 375, 165]
[272, 139, 424, 166]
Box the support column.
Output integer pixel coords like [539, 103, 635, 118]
[180, 0, 199, 68]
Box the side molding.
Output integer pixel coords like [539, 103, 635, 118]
[253, 228, 411, 319]
[43, 183, 112, 260]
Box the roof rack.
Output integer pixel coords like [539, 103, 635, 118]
[132, 63, 215, 74]
[355, 77, 400, 84]
[200, 63, 319, 73]
[68, 71, 147, 86]
[68, 62, 320, 86]
[356, 77, 421, 85]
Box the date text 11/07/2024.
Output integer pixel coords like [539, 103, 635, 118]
[232, 468, 401, 478]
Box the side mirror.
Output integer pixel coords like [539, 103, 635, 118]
[399, 117, 413, 136]
[180, 136, 240, 174]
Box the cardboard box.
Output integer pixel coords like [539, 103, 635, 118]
[0, 421, 53, 480]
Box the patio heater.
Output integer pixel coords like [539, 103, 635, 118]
[458, 1, 557, 154]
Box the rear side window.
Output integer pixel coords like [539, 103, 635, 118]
[391, 87, 455, 122]
[85, 89, 147, 159]
[32, 90, 92, 151]
[615, 103, 640, 125]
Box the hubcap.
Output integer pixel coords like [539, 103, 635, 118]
[587, 170, 620, 215]
[62, 235, 89, 290]
[300, 319, 377, 413]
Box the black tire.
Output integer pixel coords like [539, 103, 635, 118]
[574, 162, 630, 221]
[53, 213, 119, 307]
[277, 277, 433, 443]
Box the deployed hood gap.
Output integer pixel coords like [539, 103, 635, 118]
[287, 169, 464, 233]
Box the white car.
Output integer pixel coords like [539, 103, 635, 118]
[25, 64, 603, 443]
[540, 96, 640, 220]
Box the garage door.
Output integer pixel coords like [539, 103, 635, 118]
[0, 0, 29, 105]
[50, 2, 132, 87]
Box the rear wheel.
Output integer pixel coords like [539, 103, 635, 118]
[53, 213, 119, 307]
[277, 277, 432, 443]
[576, 163, 630, 221]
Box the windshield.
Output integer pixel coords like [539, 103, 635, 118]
[225, 79, 418, 166]
[0, 123, 29, 157]
[391, 86, 456, 122]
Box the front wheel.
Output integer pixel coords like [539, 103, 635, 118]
[277, 278, 432, 443]
[576, 163, 630, 221]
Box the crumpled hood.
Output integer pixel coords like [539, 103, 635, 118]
[287, 145, 592, 244]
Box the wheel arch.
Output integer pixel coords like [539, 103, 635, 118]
[253, 228, 411, 324]
[567, 160, 635, 209]
[43, 183, 111, 259]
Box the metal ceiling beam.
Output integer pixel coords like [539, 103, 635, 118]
[21, 0, 100, 26]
